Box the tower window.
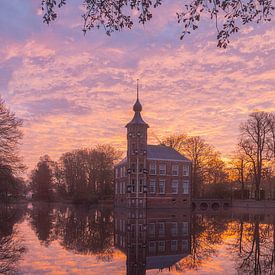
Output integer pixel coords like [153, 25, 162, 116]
[139, 179, 143, 193]
[131, 179, 136, 193]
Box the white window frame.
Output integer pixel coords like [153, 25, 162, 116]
[159, 180, 165, 194]
[149, 180, 156, 194]
[171, 240, 178, 252]
[182, 222, 188, 235]
[159, 164, 166, 175]
[172, 180, 178, 194]
[159, 222, 165, 235]
[171, 222, 178, 236]
[172, 164, 179, 176]
[158, 240, 165, 252]
[183, 164, 190, 176]
[183, 180, 190, 194]
[149, 162, 156, 175]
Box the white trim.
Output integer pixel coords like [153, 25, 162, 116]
[147, 158, 191, 162]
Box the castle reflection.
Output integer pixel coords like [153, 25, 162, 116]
[114, 208, 191, 274]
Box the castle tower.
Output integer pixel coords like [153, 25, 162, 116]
[125, 81, 149, 208]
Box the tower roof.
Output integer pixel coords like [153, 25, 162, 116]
[126, 80, 149, 128]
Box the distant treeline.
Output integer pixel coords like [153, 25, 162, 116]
[0, 93, 274, 202]
[30, 145, 121, 203]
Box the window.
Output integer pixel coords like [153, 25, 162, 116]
[149, 241, 156, 253]
[149, 180, 156, 194]
[149, 162, 156, 175]
[122, 182, 125, 194]
[183, 164, 190, 176]
[158, 241, 165, 252]
[171, 240, 178, 252]
[115, 183, 118, 194]
[131, 179, 135, 193]
[159, 180, 165, 194]
[172, 164, 179, 176]
[148, 223, 155, 236]
[139, 179, 143, 193]
[131, 163, 136, 173]
[183, 180, 189, 194]
[119, 182, 122, 194]
[159, 164, 166, 175]
[159, 222, 165, 235]
[182, 240, 189, 253]
[171, 222, 178, 236]
[172, 180, 178, 194]
[115, 168, 119, 178]
[182, 222, 188, 235]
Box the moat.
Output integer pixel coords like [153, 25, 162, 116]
[1, 203, 275, 274]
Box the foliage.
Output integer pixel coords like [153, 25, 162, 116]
[161, 134, 228, 198]
[30, 155, 54, 201]
[41, 0, 274, 48]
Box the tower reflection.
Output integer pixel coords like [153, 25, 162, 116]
[114, 208, 191, 274]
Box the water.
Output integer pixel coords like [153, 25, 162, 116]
[1, 203, 275, 274]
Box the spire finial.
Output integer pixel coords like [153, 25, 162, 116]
[133, 79, 142, 112]
[136, 78, 139, 100]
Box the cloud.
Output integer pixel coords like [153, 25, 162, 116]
[0, 0, 274, 170]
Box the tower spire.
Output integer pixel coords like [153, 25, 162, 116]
[137, 79, 139, 100]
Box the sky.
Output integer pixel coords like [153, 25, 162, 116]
[0, 0, 275, 171]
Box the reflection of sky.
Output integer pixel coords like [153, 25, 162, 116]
[16, 219, 238, 274]
[1, 1, 275, 169]
[18, 221, 126, 274]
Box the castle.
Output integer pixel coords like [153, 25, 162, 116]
[114, 88, 192, 208]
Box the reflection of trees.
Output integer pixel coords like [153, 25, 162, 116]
[174, 214, 229, 272]
[229, 214, 275, 274]
[0, 204, 26, 274]
[29, 203, 55, 246]
[55, 206, 114, 261]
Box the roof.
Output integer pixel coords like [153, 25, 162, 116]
[115, 145, 191, 167]
[125, 111, 149, 127]
[147, 145, 191, 162]
[146, 254, 187, 270]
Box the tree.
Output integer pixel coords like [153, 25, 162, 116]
[161, 134, 227, 198]
[30, 155, 54, 201]
[57, 144, 121, 202]
[0, 98, 24, 200]
[239, 112, 273, 200]
[41, 0, 274, 48]
[229, 151, 251, 199]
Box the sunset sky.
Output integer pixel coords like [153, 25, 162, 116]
[1, 0, 275, 171]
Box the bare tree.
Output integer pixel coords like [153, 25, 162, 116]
[239, 112, 272, 200]
[41, 0, 274, 48]
[0, 98, 23, 173]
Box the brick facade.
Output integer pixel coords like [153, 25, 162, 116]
[114, 95, 192, 209]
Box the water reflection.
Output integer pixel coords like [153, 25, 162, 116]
[2, 204, 275, 274]
[114, 208, 191, 274]
[0, 204, 26, 274]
